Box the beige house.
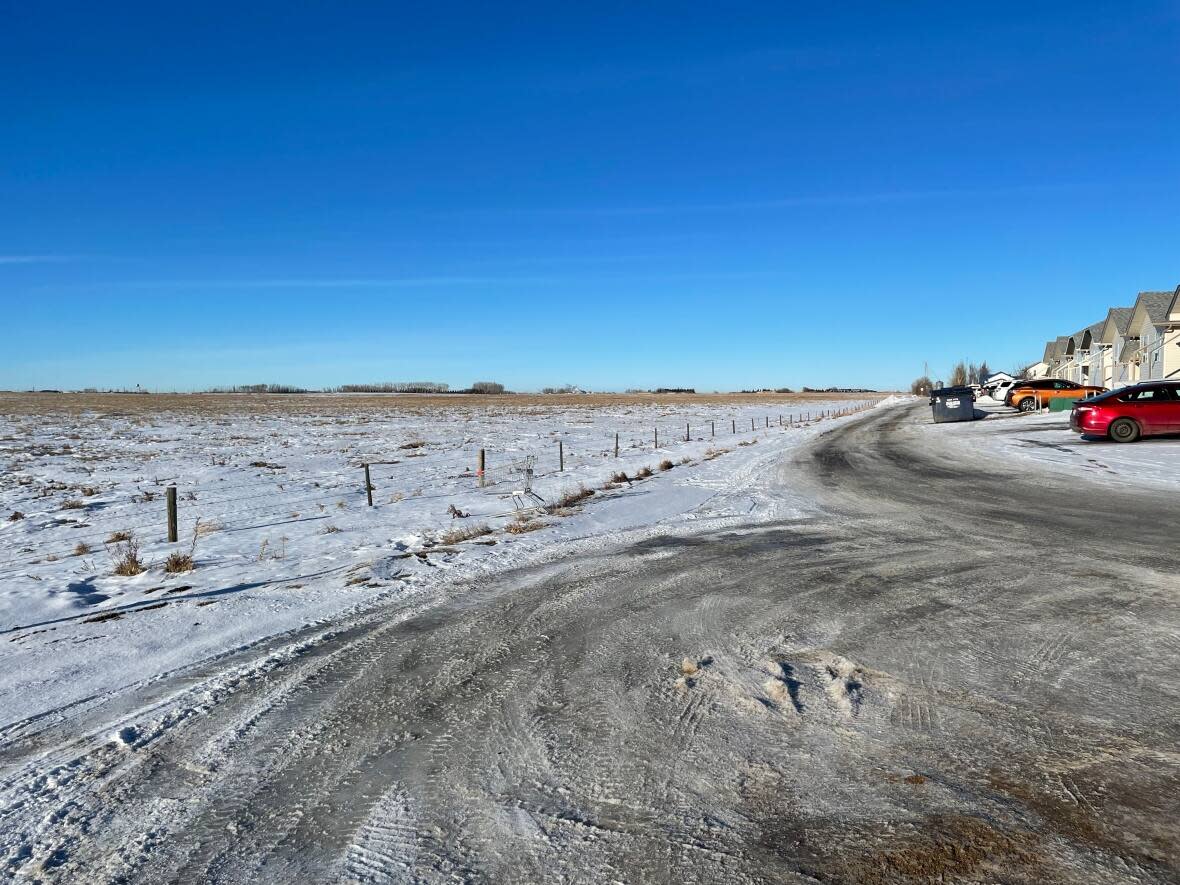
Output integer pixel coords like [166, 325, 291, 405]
[1063, 321, 1104, 385]
[1094, 306, 1135, 388]
[1046, 336, 1071, 378]
[1127, 289, 1179, 382]
[1032, 285, 1180, 388]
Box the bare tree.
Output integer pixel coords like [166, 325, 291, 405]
[910, 376, 933, 396]
[949, 362, 968, 387]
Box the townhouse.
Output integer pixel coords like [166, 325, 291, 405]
[1035, 285, 1180, 388]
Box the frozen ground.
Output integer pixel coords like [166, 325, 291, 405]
[3, 396, 1179, 883]
[0, 395, 876, 728]
[913, 398, 1180, 490]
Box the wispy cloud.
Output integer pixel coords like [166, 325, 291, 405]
[110, 276, 553, 289]
[40, 269, 793, 294]
[0, 254, 81, 265]
[451, 183, 1086, 219]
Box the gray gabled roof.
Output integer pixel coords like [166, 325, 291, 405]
[1049, 335, 1070, 361]
[1042, 339, 1057, 362]
[1137, 290, 1174, 325]
[1078, 320, 1104, 349]
[1106, 306, 1134, 336]
[1119, 338, 1140, 362]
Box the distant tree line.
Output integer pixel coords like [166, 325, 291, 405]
[329, 382, 450, 393]
[801, 386, 876, 393]
[912, 359, 991, 394]
[198, 381, 510, 395]
[206, 384, 310, 394]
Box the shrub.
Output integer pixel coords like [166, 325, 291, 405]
[8, 511, 24, 522]
[611, 471, 629, 483]
[635, 466, 654, 479]
[659, 459, 674, 471]
[505, 517, 545, 534]
[163, 551, 194, 573]
[439, 523, 493, 544]
[74, 541, 91, 556]
[546, 485, 593, 514]
[109, 536, 144, 576]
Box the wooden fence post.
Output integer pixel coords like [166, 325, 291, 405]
[751, 417, 755, 431]
[477, 449, 486, 487]
[732, 419, 736, 434]
[685, 422, 690, 442]
[765, 416, 769, 428]
[614, 432, 619, 458]
[654, 427, 659, 449]
[364, 464, 374, 506]
[166, 485, 178, 542]
[558, 439, 564, 472]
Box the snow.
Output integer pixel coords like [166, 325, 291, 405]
[0, 397, 879, 729]
[914, 397, 1180, 490]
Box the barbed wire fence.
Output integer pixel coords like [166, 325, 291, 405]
[0, 399, 884, 579]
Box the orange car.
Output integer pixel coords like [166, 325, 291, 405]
[1007, 379, 1106, 412]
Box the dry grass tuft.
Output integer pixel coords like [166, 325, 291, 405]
[546, 485, 593, 514]
[74, 541, 92, 556]
[107, 530, 132, 543]
[109, 536, 145, 576]
[399, 439, 428, 450]
[505, 517, 545, 534]
[163, 551, 194, 573]
[439, 522, 493, 544]
[62, 499, 86, 510]
[703, 447, 729, 460]
[80, 486, 100, 497]
[8, 511, 24, 522]
[659, 459, 674, 471]
[635, 466, 654, 479]
[610, 471, 630, 484]
[321, 525, 342, 534]
[195, 520, 222, 536]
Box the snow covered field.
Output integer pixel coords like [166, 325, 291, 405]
[0, 394, 884, 728]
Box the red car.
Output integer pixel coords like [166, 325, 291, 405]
[1070, 382, 1180, 442]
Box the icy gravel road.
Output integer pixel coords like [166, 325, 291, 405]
[4, 403, 1179, 883]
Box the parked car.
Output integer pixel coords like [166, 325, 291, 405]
[988, 378, 1021, 401]
[1006, 379, 1106, 411]
[1070, 382, 1180, 442]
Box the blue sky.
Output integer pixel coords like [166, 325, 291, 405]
[2, 1, 1179, 391]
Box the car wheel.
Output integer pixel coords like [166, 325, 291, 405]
[1108, 418, 1140, 443]
[1017, 397, 1037, 412]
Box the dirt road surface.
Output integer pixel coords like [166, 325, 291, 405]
[3, 403, 1177, 883]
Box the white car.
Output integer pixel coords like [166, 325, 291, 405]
[988, 379, 1021, 402]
